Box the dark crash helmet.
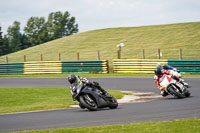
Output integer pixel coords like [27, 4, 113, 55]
[154, 65, 162, 76]
[68, 74, 77, 84]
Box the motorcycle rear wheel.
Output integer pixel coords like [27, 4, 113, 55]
[79, 94, 98, 111]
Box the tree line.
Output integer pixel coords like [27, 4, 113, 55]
[0, 11, 78, 56]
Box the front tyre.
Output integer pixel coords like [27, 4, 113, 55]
[108, 97, 118, 109]
[184, 89, 191, 97]
[169, 86, 185, 98]
[79, 94, 98, 111]
[79, 103, 85, 109]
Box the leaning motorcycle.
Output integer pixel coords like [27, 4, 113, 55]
[70, 79, 118, 111]
[160, 74, 190, 98]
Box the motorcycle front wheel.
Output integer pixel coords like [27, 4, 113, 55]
[169, 86, 185, 98]
[108, 97, 118, 109]
[184, 89, 190, 97]
[79, 94, 98, 111]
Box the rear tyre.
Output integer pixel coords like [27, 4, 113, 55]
[79, 94, 98, 111]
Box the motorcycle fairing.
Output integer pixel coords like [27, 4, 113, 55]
[160, 74, 184, 94]
[160, 74, 174, 89]
[80, 86, 109, 108]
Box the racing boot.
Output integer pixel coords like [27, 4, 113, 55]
[161, 90, 169, 97]
[104, 91, 113, 98]
[182, 82, 189, 88]
[93, 82, 112, 98]
[101, 90, 113, 99]
[99, 87, 110, 96]
[173, 77, 188, 88]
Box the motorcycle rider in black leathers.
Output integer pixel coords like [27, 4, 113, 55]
[68, 74, 112, 99]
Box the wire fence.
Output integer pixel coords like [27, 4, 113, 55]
[122, 49, 200, 60]
[0, 49, 200, 64]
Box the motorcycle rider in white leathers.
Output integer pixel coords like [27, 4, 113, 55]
[154, 64, 187, 97]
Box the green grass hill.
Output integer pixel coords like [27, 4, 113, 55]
[0, 22, 200, 63]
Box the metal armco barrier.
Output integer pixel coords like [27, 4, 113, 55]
[0, 60, 108, 74]
[0, 63, 24, 74]
[168, 60, 200, 73]
[62, 60, 108, 73]
[24, 61, 62, 74]
[113, 59, 168, 73]
[1, 60, 199, 74]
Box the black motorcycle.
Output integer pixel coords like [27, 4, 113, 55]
[70, 79, 118, 111]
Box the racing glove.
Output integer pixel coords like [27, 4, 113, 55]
[159, 86, 165, 91]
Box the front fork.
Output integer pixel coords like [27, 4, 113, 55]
[168, 84, 184, 95]
[84, 94, 93, 102]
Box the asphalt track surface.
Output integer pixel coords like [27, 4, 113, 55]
[0, 77, 200, 132]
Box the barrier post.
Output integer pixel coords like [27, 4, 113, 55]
[97, 51, 100, 60]
[59, 53, 61, 61]
[40, 54, 43, 61]
[179, 48, 182, 60]
[117, 50, 121, 59]
[6, 56, 8, 63]
[77, 52, 80, 60]
[24, 55, 26, 62]
[158, 49, 161, 59]
[106, 60, 109, 73]
[142, 49, 145, 59]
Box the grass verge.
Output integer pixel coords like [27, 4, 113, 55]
[0, 88, 124, 114]
[9, 119, 200, 133]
